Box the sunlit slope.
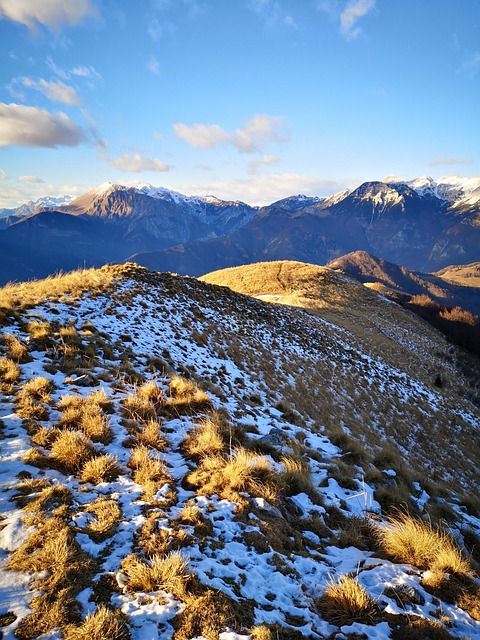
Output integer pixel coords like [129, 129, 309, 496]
[200, 260, 480, 400]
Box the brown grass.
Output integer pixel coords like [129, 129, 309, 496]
[120, 552, 190, 597]
[7, 515, 97, 638]
[122, 381, 166, 422]
[0, 264, 117, 313]
[182, 414, 229, 459]
[26, 320, 53, 345]
[0, 356, 20, 391]
[316, 574, 380, 626]
[173, 585, 250, 640]
[3, 333, 30, 362]
[280, 456, 315, 496]
[80, 454, 121, 484]
[83, 497, 122, 541]
[168, 375, 211, 413]
[15, 376, 54, 420]
[58, 392, 113, 443]
[376, 512, 471, 575]
[127, 444, 173, 500]
[50, 430, 96, 473]
[186, 447, 280, 506]
[64, 606, 130, 640]
[136, 418, 166, 450]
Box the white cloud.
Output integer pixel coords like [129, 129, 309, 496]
[0, 181, 89, 209]
[429, 156, 474, 167]
[248, 154, 280, 175]
[340, 0, 375, 39]
[173, 123, 231, 149]
[12, 77, 81, 105]
[0, 169, 6, 180]
[175, 173, 356, 206]
[248, 0, 296, 29]
[106, 153, 172, 173]
[173, 114, 289, 154]
[18, 175, 46, 183]
[147, 56, 161, 75]
[0, 103, 85, 148]
[234, 114, 289, 153]
[0, 0, 95, 30]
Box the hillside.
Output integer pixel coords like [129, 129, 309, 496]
[325, 251, 480, 316]
[0, 263, 479, 640]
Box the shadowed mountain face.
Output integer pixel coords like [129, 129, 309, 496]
[131, 181, 480, 277]
[327, 251, 480, 315]
[1, 178, 479, 284]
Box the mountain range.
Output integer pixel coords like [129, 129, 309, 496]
[0, 175, 479, 287]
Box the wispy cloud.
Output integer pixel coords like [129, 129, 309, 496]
[248, 0, 297, 29]
[248, 154, 280, 174]
[0, 103, 85, 148]
[175, 173, 356, 206]
[0, 169, 6, 180]
[173, 114, 289, 154]
[340, 0, 375, 39]
[461, 51, 480, 77]
[106, 153, 172, 173]
[429, 156, 474, 167]
[18, 175, 46, 183]
[147, 56, 161, 75]
[9, 77, 82, 106]
[0, 0, 96, 30]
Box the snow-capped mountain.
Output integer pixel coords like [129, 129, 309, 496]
[385, 174, 480, 209]
[0, 194, 73, 225]
[0, 176, 479, 284]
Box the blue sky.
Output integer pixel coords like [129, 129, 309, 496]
[0, 0, 479, 207]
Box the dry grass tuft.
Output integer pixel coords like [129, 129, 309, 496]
[64, 606, 130, 640]
[0, 356, 20, 392]
[127, 444, 172, 500]
[376, 511, 471, 575]
[250, 626, 272, 640]
[80, 454, 121, 484]
[122, 381, 165, 422]
[316, 574, 380, 626]
[136, 418, 166, 450]
[83, 497, 122, 541]
[58, 391, 113, 443]
[3, 333, 30, 362]
[187, 447, 280, 506]
[26, 320, 53, 346]
[7, 515, 97, 638]
[182, 414, 229, 459]
[172, 583, 251, 640]
[280, 456, 315, 496]
[50, 430, 96, 473]
[15, 376, 54, 420]
[168, 375, 211, 413]
[20, 483, 73, 512]
[121, 552, 190, 597]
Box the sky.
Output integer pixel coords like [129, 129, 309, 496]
[0, 0, 479, 208]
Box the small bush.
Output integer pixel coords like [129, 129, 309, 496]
[316, 574, 380, 626]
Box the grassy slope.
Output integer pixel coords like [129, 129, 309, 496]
[1, 262, 479, 639]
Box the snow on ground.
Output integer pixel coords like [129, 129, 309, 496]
[0, 268, 479, 639]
